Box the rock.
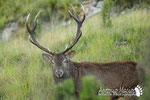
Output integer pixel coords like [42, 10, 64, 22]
[82, 0, 97, 7]
[116, 40, 128, 46]
[79, 5, 101, 19]
[96, 1, 103, 8]
[121, 11, 125, 15]
[62, 20, 71, 26]
[62, 0, 103, 26]
[2, 22, 18, 41]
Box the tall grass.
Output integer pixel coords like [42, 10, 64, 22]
[0, 9, 150, 100]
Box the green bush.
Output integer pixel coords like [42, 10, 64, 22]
[112, 0, 150, 8]
[55, 79, 75, 100]
[54, 76, 104, 100]
[101, 0, 114, 27]
[79, 76, 101, 100]
[101, 0, 150, 27]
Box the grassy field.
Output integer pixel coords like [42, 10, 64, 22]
[0, 9, 150, 100]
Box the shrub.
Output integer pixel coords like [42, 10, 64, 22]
[101, 0, 150, 27]
[55, 79, 75, 100]
[101, 0, 114, 27]
[79, 76, 101, 100]
[112, 0, 150, 8]
[54, 76, 103, 100]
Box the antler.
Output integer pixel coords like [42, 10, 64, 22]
[26, 11, 56, 55]
[60, 4, 86, 54]
[26, 5, 85, 55]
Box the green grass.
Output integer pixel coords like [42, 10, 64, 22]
[0, 9, 150, 100]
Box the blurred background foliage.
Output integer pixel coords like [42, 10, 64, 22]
[54, 76, 107, 100]
[0, 0, 150, 29]
[112, 0, 150, 8]
[101, 0, 150, 27]
[0, 0, 83, 29]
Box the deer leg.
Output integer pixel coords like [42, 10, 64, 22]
[72, 91, 79, 98]
[75, 91, 79, 97]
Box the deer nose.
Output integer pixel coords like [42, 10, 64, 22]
[55, 70, 63, 77]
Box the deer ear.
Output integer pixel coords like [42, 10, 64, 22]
[42, 54, 52, 62]
[66, 51, 75, 59]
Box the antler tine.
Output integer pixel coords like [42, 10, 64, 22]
[26, 13, 37, 42]
[26, 12, 56, 55]
[70, 4, 80, 20]
[26, 13, 31, 33]
[81, 4, 86, 24]
[31, 11, 40, 31]
[68, 10, 78, 23]
[61, 5, 86, 54]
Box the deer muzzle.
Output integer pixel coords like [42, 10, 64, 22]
[55, 70, 64, 78]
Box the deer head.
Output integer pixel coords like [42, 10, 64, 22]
[26, 5, 85, 78]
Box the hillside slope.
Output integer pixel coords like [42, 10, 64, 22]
[0, 9, 150, 100]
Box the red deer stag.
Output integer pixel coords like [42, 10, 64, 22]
[26, 5, 145, 100]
